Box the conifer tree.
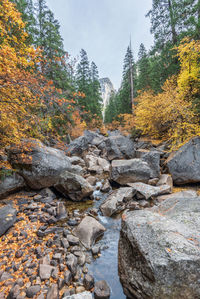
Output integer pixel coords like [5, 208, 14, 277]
[137, 43, 151, 91]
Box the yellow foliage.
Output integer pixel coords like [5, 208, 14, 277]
[135, 77, 200, 148]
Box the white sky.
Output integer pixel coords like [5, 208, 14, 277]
[46, 0, 154, 89]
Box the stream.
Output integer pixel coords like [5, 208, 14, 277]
[65, 181, 126, 299]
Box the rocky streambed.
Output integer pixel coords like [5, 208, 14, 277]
[0, 131, 200, 298]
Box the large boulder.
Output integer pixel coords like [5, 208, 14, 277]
[118, 195, 200, 299]
[7, 139, 72, 189]
[66, 130, 105, 157]
[127, 182, 172, 200]
[0, 172, 26, 199]
[99, 135, 135, 161]
[100, 187, 135, 217]
[54, 171, 93, 202]
[111, 159, 152, 185]
[0, 205, 17, 236]
[73, 216, 106, 249]
[136, 149, 160, 178]
[166, 136, 200, 184]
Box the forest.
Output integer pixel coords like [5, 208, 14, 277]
[0, 0, 200, 151]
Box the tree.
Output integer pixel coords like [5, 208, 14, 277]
[137, 43, 151, 91]
[90, 61, 102, 117]
[118, 44, 136, 114]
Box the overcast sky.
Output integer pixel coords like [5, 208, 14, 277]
[46, 0, 154, 89]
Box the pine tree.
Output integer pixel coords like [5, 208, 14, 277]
[118, 44, 136, 114]
[90, 62, 102, 117]
[137, 43, 151, 92]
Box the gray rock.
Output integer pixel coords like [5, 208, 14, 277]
[0, 205, 17, 237]
[83, 274, 94, 290]
[118, 196, 200, 298]
[66, 254, 77, 275]
[156, 190, 198, 203]
[135, 149, 160, 178]
[63, 292, 92, 299]
[66, 136, 89, 156]
[64, 270, 72, 285]
[54, 171, 93, 201]
[0, 172, 26, 199]
[73, 216, 106, 249]
[157, 174, 173, 192]
[69, 156, 86, 167]
[111, 159, 152, 185]
[46, 284, 59, 299]
[94, 280, 110, 299]
[102, 135, 135, 161]
[100, 187, 135, 217]
[7, 139, 72, 189]
[26, 285, 41, 298]
[56, 202, 67, 220]
[39, 264, 54, 280]
[127, 182, 172, 200]
[166, 136, 200, 184]
[67, 235, 79, 246]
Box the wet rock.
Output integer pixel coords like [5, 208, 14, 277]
[26, 285, 41, 298]
[94, 280, 110, 299]
[7, 139, 72, 189]
[54, 171, 93, 201]
[83, 274, 94, 290]
[73, 216, 106, 249]
[39, 264, 54, 280]
[91, 245, 101, 256]
[0, 205, 17, 237]
[127, 182, 172, 200]
[100, 187, 135, 217]
[46, 284, 59, 299]
[166, 136, 200, 184]
[0, 172, 26, 199]
[101, 180, 111, 193]
[111, 159, 152, 185]
[118, 196, 200, 299]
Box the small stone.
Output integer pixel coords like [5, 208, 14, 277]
[58, 277, 65, 290]
[64, 270, 72, 286]
[46, 284, 58, 299]
[26, 285, 41, 298]
[92, 245, 101, 256]
[83, 274, 95, 290]
[94, 280, 110, 299]
[39, 264, 54, 280]
[66, 254, 77, 275]
[67, 235, 79, 246]
[61, 238, 69, 249]
[76, 286, 85, 293]
[15, 250, 23, 258]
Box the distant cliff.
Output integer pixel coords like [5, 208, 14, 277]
[99, 78, 115, 119]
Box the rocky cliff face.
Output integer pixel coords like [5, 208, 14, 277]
[99, 78, 115, 119]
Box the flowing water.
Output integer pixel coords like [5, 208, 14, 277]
[65, 181, 126, 299]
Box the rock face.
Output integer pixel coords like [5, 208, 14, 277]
[0, 172, 26, 199]
[7, 139, 71, 189]
[100, 77, 115, 120]
[118, 195, 200, 299]
[111, 159, 152, 185]
[73, 216, 106, 249]
[0, 205, 17, 237]
[54, 171, 93, 201]
[100, 187, 135, 217]
[166, 136, 200, 184]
